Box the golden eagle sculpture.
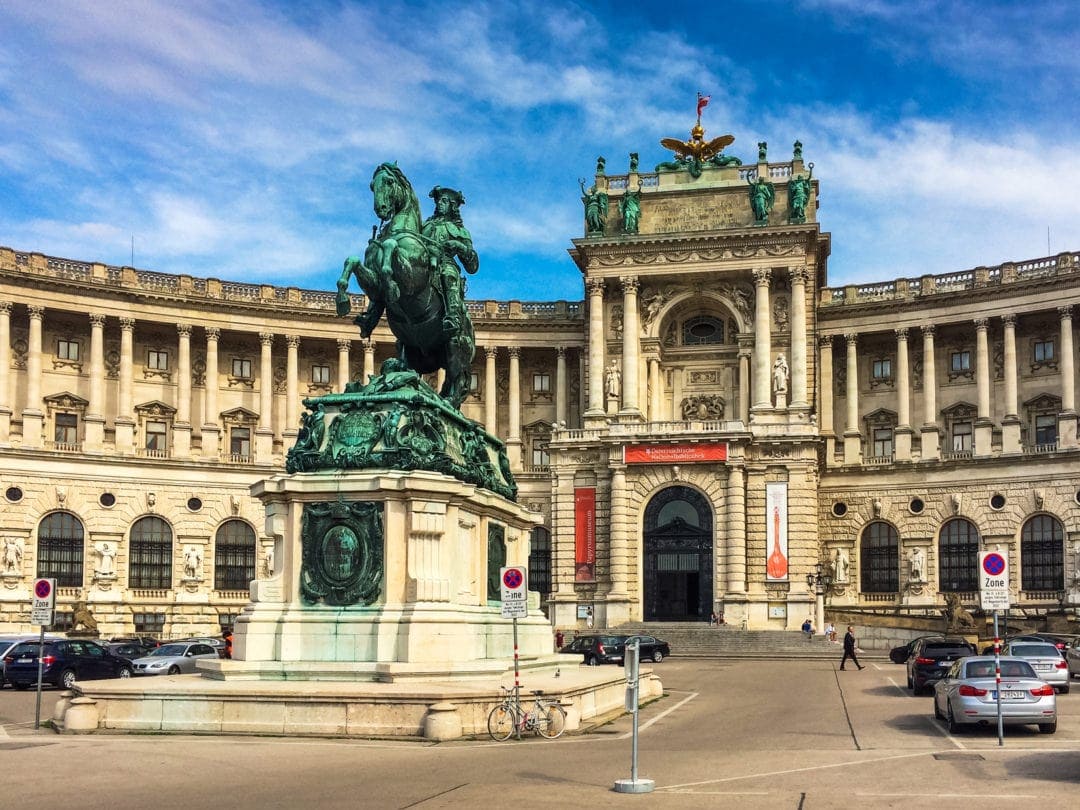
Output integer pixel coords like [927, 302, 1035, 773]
[656, 94, 741, 177]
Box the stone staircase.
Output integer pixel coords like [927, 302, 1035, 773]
[585, 622, 886, 660]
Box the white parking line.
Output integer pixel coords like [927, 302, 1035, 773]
[622, 690, 698, 738]
[887, 676, 965, 750]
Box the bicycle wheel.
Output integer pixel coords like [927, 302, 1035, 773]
[487, 704, 516, 741]
[535, 702, 566, 739]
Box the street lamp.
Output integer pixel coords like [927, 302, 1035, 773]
[807, 562, 833, 635]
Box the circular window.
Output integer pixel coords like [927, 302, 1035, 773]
[831, 501, 848, 517]
[909, 497, 925, 514]
[5, 486, 23, 503]
[990, 493, 1006, 510]
[1076, 489, 1080, 506]
[99, 492, 116, 508]
[187, 497, 203, 512]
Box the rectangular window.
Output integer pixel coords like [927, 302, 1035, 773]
[232, 358, 252, 378]
[230, 427, 251, 458]
[871, 359, 892, 380]
[1034, 339, 1055, 363]
[1035, 414, 1057, 446]
[952, 421, 972, 452]
[54, 413, 78, 444]
[311, 364, 331, 384]
[132, 612, 166, 634]
[950, 351, 971, 372]
[129, 543, 170, 589]
[147, 350, 169, 370]
[469, 372, 479, 391]
[57, 339, 80, 361]
[532, 447, 550, 467]
[533, 373, 551, 393]
[145, 421, 168, 452]
[872, 427, 893, 458]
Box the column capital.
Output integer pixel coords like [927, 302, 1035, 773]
[259, 331, 274, 346]
[894, 327, 908, 341]
[119, 317, 135, 331]
[844, 332, 858, 347]
[1002, 314, 1017, 329]
[205, 327, 220, 341]
[586, 278, 605, 296]
[619, 275, 640, 293]
[89, 313, 106, 328]
[177, 323, 192, 338]
[361, 337, 376, 351]
[0, 301, 11, 314]
[485, 345, 499, 360]
[789, 266, 810, 285]
[818, 334, 833, 349]
[752, 267, 772, 287]
[28, 305, 44, 319]
[337, 338, 351, 352]
[285, 334, 301, 349]
[1058, 305, 1073, 321]
[556, 345, 566, 358]
[921, 324, 936, 338]
[974, 317, 988, 332]
[507, 346, 521, 359]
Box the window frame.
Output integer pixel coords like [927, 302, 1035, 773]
[860, 521, 899, 593]
[1020, 515, 1064, 592]
[214, 519, 257, 591]
[147, 349, 169, 371]
[939, 518, 979, 592]
[57, 339, 80, 361]
[36, 512, 85, 588]
[128, 516, 173, 590]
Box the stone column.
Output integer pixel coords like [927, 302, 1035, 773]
[173, 323, 192, 458]
[726, 466, 746, 594]
[752, 268, 772, 410]
[843, 333, 861, 464]
[115, 317, 135, 453]
[256, 331, 274, 461]
[362, 338, 375, 383]
[22, 305, 44, 448]
[1001, 315, 1021, 453]
[974, 318, 992, 455]
[285, 335, 300, 439]
[609, 466, 628, 597]
[484, 345, 498, 434]
[585, 278, 605, 416]
[507, 347, 521, 469]
[738, 341, 752, 424]
[790, 266, 809, 409]
[337, 338, 351, 391]
[555, 347, 568, 425]
[619, 275, 641, 415]
[0, 302, 10, 441]
[1059, 306, 1077, 448]
[648, 357, 661, 421]
[84, 313, 106, 450]
[818, 336, 834, 462]
[202, 327, 220, 458]
[920, 325, 940, 460]
[894, 328, 912, 461]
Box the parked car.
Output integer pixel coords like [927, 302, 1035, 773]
[109, 635, 161, 650]
[626, 635, 671, 663]
[1001, 641, 1070, 693]
[1, 635, 59, 687]
[3, 639, 134, 689]
[104, 641, 154, 661]
[933, 655, 1057, 734]
[889, 635, 937, 665]
[560, 634, 628, 666]
[1067, 643, 1080, 680]
[131, 642, 221, 675]
[906, 637, 978, 694]
[173, 637, 228, 658]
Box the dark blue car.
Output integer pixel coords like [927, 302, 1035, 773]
[3, 639, 134, 689]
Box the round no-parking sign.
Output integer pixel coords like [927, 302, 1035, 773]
[979, 551, 1010, 610]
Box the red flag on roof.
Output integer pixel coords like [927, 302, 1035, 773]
[696, 93, 711, 118]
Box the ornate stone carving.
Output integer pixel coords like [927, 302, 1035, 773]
[300, 501, 383, 606]
[680, 395, 725, 420]
[772, 296, 789, 331]
[609, 303, 623, 338]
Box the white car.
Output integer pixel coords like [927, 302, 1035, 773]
[933, 656, 1057, 734]
[1001, 641, 1070, 693]
[131, 641, 220, 675]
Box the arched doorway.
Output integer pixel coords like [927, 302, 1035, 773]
[643, 486, 713, 621]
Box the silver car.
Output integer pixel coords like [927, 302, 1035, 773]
[1001, 641, 1070, 693]
[933, 656, 1057, 734]
[131, 642, 220, 676]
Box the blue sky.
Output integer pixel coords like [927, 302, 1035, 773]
[1, 0, 1077, 302]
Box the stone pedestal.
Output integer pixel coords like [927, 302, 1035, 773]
[228, 469, 551, 681]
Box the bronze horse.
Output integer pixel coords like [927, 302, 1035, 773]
[336, 163, 475, 408]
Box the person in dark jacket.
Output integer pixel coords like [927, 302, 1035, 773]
[840, 625, 864, 670]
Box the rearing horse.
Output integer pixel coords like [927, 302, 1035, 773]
[336, 163, 475, 409]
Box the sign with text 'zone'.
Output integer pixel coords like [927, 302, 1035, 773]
[979, 551, 1010, 611]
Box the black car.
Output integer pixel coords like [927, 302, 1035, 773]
[560, 634, 671, 665]
[104, 641, 154, 661]
[3, 639, 135, 689]
[889, 635, 937, 665]
[906, 637, 977, 694]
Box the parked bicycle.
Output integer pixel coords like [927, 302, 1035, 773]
[487, 685, 567, 741]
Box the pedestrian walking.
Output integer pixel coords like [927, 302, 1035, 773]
[840, 625, 864, 670]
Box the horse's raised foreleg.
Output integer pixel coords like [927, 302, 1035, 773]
[354, 299, 384, 339]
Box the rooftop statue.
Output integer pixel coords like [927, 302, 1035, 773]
[747, 173, 775, 225]
[579, 179, 609, 236]
[336, 162, 475, 409]
[656, 93, 738, 178]
[788, 163, 813, 224]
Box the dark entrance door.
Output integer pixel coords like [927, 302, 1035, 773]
[643, 486, 713, 621]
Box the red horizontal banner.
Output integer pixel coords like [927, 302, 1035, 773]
[623, 442, 728, 464]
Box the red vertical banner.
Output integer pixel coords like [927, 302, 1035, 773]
[574, 487, 596, 582]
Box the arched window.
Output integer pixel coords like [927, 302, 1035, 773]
[528, 526, 551, 598]
[681, 315, 725, 346]
[939, 518, 979, 592]
[860, 521, 898, 593]
[215, 520, 257, 591]
[129, 516, 172, 589]
[37, 512, 85, 587]
[1021, 515, 1064, 592]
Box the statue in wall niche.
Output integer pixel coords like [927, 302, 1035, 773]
[605, 360, 622, 399]
[579, 179, 609, 235]
[833, 548, 850, 583]
[96, 542, 116, 577]
[909, 546, 926, 583]
[2, 537, 23, 574]
[772, 297, 789, 331]
[772, 354, 789, 395]
[183, 545, 203, 579]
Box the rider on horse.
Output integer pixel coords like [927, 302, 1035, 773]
[422, 186, 478, 335]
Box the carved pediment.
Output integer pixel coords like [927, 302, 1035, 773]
[221, 406, 259, 425]
[941, 401, 977, 419]
[134, 400, 177, 418]
[1023, 393, 1061, 412]
[43, 391, 89, 411]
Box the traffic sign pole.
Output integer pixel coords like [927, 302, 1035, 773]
[34, 627, 45, 730]
[993, 611, 1003, 746]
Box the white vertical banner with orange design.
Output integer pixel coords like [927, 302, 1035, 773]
[765, 482, 789, 581]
